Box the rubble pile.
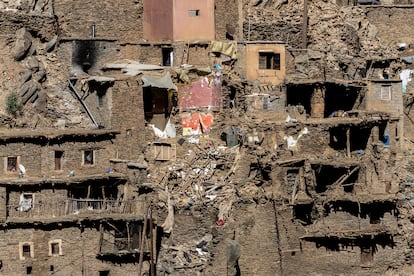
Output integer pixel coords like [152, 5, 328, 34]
[246, 0, 397, 79]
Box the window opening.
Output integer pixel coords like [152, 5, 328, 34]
[259, 52, 280, 70]
[55, 151, 64, 170]
[188, 10, 200, 16]
[162, 48, 173, 67]
[83, 150, 94, 165]
[19, 242, 34, 260]
[7, 156, 18, 172]
[380, 85, 392, 100]
[26, 266, 32, 275]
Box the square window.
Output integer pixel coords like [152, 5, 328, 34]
[258, 52, 280, 70]
[6, 156, 18, 173]
[380, 86, 392, 100]
[26, 266, 32, 275]
[188, 10, 200, 16]
[48, 239, 62, 256]
[83, 150, 94, 165]
[19, 242, 34, 260]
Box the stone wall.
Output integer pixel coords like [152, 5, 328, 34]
[215, 0, 241, 41]
[110, 78, 146, 161]
[0, 133, 116, 178]
[54, 0, 144, 42]
[0, 226, 140, 275]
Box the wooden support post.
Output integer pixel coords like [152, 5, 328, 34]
[127, 222, 131, 250]
[99, 223, 103, 253]
[346, 128, 351, 158]
[138, 209, 148, 276]
[149, 208, 155, 276]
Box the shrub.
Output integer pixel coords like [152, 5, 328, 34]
[6, 92, 23, 116]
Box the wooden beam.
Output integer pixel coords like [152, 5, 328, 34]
[346, 127, 351, 158]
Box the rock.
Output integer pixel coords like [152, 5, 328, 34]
[45, 35, 58, 52]
[20, 70, 32, 85]
[13, 28, 32, 61]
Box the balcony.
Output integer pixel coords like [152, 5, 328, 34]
[6, 198, 146, 222]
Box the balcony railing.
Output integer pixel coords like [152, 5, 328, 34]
[7, 198, 146, 219]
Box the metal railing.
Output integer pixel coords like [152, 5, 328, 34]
[7, 198, 146, 219]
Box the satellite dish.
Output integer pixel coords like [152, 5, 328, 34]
[18, 164, 26, 174]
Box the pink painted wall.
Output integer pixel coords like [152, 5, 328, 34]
[173, 0, 215, 41]
[180, 74, 222, 109]
[143, 0, 173, 41]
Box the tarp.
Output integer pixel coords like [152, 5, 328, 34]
[142, 72, 177, 90]
[210, 41, 237, 60]
[18, 194, 32, 212]
[182, 113, 214, 136]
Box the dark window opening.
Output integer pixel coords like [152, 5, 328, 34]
[99, 271, 110, 276]
[188, 10, 200, 16]
[69, 183, 118, 200]
[26, 266, 32, 275]
[51, 242, 60, 255]
[286, 85, 313, 117]
[143, 87, 174, 130]
[83, 150, 94, 165]
[50, 265, 54, 272]
[22, 245, 31, 258]
[293, 203, 314, 225]
[324, 85, 360, 118]
[7, 156, 18, 172]
[313, 165, 359, 193]
[324, 201, 397, 223]
[259, 52, 280, 70]
[162, 48, 173, 67]
[55, 151, 64, 170]
[329, 126, 371, 152]
[99, 222, 142, 255]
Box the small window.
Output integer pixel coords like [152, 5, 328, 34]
[380, 85, 392, 100]
[6, 156, 18, 173]
[48, 239, 62, 256]
[99, 271, 110, 276]
[259, 52, 281, 70]
[19, 242, 34, 260]
[126, 129, 132, 137]
[83, 150, 94, 165]
[188, 10, 200, 16]
[162, 48, 173, 67]
[26, 266, 32, 275]
[55, 151, 64, 170]
[360, 246, 374, 264]
[50, 265, 54, 272]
